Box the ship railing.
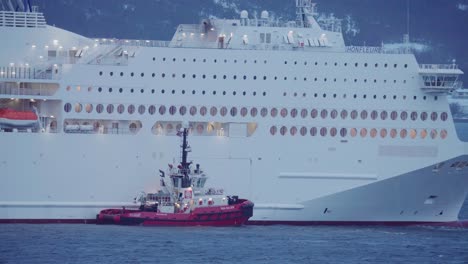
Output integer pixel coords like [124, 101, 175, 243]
[0, 84, 57, 96]
[419, 64, 459, 70]
[93, 38, 416, 55]
[0, 11, 46, 28]
[97, 38, 170, 48]
[0, 66, 59, 80]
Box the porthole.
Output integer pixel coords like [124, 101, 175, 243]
[291, 109, 298, 118]
[390, 129, 397, 138]
[98, 87, 102, 92]
[380, 111, 388, 120]
[159, 105, 166, 115]
[200, 106, 207, 116]
[240, 107, 248, 117]
[129, 123, 138, 134]
[230, 107, 237, 117]
[300, 127, 307, 136]
[420, 129, 427, 139]
[75, 103, 82, 113]
[440, 129, 447, 139]
[390, 111, 398, 120]
[261, 108, 268, 117]
[310, 127, 318, 137]
[270, 126, 277, 136]
[431, 112, 438, 121]
[96, 104, 103, 113]
[250, 107, 258, 117]
[320, 109, 328, 119]
[220, 107, 227, 117]
[280, 108, 288, 118]
[360, 128, 367, 138]
[330, 127, 337, 137]
[370, 128, 377, 138]
[140, 73, 144, 77]
[290, 126, 297, 136]
[106, 104, 114, 114]
[361, 110, 368, 120]
[190, 106, 197, 116]
[350, 128, 357, 137]
[179, 106, 187, 116]
[210, 107, 217, 116]
[420, 112, 428, 121]
[320, 127, 327, 137]
[350, 110, 358, 120]
[270, 108, 278, 117]
[117, 104, 125, 114]
[400, 129, 408, 139]
[126, 105, 135, 114]
[119, 88, 123, 93]
[430, 129, 438, 139]
[131, 72, 134, 77]
[410, 129, 417, 139]
[340, 128, 347, 137]
[370, 110, 378, 120]
[152, 73, 155, 77]
[280, 126, 288, 136]
[401, 111, 408, 121]
[301, 109, 308, 118]
[149, 105, 156, 115]
[340, 110, 348, 119]
[169, 106, 177, 115]
[410, 111, 418, 121]
[131, 88, 134, 93]
[330, 110, 338, 119]
[380, 129, 387, 138]
[64, 103, 72, 113]
[311, 109, 318, 119]
[441, 112, 448, 121]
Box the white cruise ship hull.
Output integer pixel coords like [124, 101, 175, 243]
[1, 132, 467, 224]
[1, 3, 468, 224]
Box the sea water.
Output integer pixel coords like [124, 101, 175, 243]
[0, 207, 467, 264]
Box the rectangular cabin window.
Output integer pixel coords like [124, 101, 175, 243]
[266, 33, 271, 43]
[48, 50, 56, 58]
[260, 33, 265, 43]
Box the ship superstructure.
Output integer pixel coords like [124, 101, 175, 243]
[1, 0, 467, 224]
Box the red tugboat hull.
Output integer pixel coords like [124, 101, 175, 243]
[97, 200, 254, 227]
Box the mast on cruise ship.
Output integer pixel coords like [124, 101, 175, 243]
[295, 0, 320, 28]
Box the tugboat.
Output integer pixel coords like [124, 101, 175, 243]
[96, 124, 254, 226]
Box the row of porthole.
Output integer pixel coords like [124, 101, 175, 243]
[97, 71, 407, 84]
[66, 85, 437, 102]
[154, 56, 408, 69]
[270, 126, 448, 140]
[64, 103, 449, 123]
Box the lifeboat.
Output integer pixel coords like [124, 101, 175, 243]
[97, 125, 254, 226]
[0, 108, 38, 129]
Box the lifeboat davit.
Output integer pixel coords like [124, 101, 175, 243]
[96, 125, 254, 227]
[0, 108, 38, 129]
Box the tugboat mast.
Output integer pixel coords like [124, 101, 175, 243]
[180, 128, 190, 175]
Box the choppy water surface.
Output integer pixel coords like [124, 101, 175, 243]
[1, 201, 468, 264]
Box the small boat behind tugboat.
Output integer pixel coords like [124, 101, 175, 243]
[96, 124, 254, 226]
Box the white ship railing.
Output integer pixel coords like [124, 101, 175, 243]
[0, 84, 57, 96]
[97, 38, 412, 55]
[419, 64, 459, 70]
[0, 11, 46, 28]
[0, 66, 59, 80]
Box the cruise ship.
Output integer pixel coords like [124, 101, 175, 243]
[1, 0, 467, 224]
